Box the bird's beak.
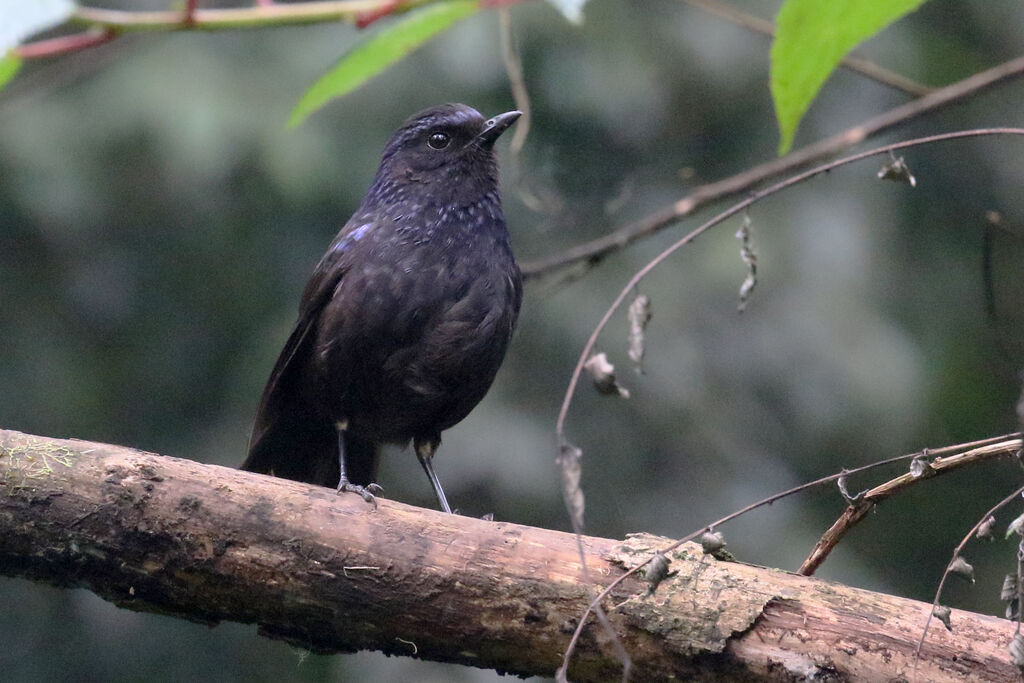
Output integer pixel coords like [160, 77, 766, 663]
[476, 110, 522, 146]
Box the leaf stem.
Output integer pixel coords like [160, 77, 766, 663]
[69, 1, 406, 32]
[13, 28, 116, 59]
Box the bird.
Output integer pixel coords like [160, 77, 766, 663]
[241, 103, 523, 514]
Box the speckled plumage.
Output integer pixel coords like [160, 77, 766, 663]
[241, 104, 522, 511]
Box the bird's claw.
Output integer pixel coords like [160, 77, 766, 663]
[337, 481, 384, 507]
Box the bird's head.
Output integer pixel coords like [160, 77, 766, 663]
[368, 104, 520, 208]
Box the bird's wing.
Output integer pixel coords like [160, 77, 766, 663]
[241, 229, 354, 474]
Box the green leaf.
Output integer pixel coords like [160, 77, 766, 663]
[288, 0, 480, 128]
[0, 54, 22, 93]
[0, 0, 75, 54]
[770, 0, 929, 155]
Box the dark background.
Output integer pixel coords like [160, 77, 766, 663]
[2, 0, 1024, 680]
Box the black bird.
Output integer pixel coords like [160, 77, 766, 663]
[241, 104, 522, 514]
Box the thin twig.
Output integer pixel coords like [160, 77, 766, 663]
[498, 8, 530, 158]
[497, 6, 551, 214]
[522, 55, 1024, 278]
[680, 0, 932, 96]
[798, 437, 1024, 575]
[912, 484, 1024, 681]
[559, 432, 1021, 674]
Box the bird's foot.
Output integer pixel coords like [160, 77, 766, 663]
[336, 480, 384, 507]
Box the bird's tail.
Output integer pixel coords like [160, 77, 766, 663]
[242, 408, 380, 489]
[241, 316, 344, 487]
[241, 309, 380, 488]
[241, 402, 338, 487]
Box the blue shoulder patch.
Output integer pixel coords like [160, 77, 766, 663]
[333, 223, 372, 252]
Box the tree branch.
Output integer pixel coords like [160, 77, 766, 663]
[0, 429, 1020, 680]
[798, 437, 1024, 576]
[12, 1, 420, 60]
[69, 1, 398, 32]
[522, 54, 1024, 278]
[14, 0, 520, 59]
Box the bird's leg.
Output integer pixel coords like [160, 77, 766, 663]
[335, 421, 382, 506]
[414, 436, 452, 514]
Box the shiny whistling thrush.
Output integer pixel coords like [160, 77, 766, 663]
[241, 104, 522, 514]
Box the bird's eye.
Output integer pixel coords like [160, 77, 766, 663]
[427, 131, 451, 149]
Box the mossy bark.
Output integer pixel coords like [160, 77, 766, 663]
[0, 429, 1018, 680]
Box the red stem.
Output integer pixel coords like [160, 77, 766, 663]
[184, 0, 199, 27]
[14, 28, 117, 59]
[356, 0, 401, 28]
[480, 0, 531, 7]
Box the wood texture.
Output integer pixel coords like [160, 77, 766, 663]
[0, 429, 1018, 680]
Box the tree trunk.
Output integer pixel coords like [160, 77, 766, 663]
[0, 429, 1017, 680]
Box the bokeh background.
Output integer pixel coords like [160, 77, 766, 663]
[3, 0, 1024, 679]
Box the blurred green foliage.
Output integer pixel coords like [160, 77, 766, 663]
[0, 55, 22, 89]
[2, 0, 1024, 680]
[287, 0, 482, 127]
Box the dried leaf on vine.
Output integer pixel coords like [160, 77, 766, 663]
[700, 530, 726, 554]
[1006, 512, 1024, 539]
[1010, 634, 1024, 670]
[584, 352, 630, 398]
[837, 473, 864, 504]
[1001, 573, 1019, 603]
[627, 294, 652, 373]
[735, 213, 757, 312]
[645, 553, 673, 595]
[877, 154, 916, 187]
[909, 455, 931, 478]
[933, 605, 952, 631]
[557, 439, 585, 530]
[948, 556, 975, 583]
[977, 515, 996, 541]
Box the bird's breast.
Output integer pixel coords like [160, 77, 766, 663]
[313, 215, 520, 382]
[312, 213, 520, 440]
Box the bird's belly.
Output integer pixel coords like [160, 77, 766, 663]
[315, 264, 517, 443]
[335, 325, 509, 443]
